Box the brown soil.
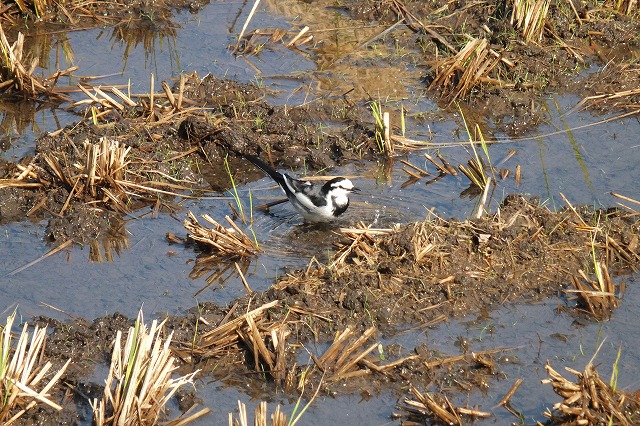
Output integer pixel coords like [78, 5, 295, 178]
[2, 0, 640, 424]
[0, 72, 375, 243]
[341, 0, 640, 135]
[2, 61, 639, 426]
[2, 0, 638, 134]
[1, 75, 638, 426]
[19, 195, 639, 424]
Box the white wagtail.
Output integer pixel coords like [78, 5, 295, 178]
[242, 154, 358, 223]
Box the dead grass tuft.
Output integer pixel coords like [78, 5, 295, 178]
[192, 301, 296, 387]
[0, 311, 71, 424]
[272, 257, 326, 292]
[229, 400, 288, 426]
[0, 73, 225, 218]
[184, 211, 259, 259]
[308, 326, 420, 386]
[511, 0, 551, 43]
[568, 263, 619, 320]
[82, 138, 131, 197]
[38, 137, 132, 214]
[91, 310, 209, 425]
[71, 73, 213, 127]
[331, 223, 395, 269]
[542, 360, 639, 425]
[0, 25, 73, 101]
[427, 38, 502, 102]
[312, 327, 379, 382]
[411, 220, 443, 262]
[193, 301, 277, 356]
[333, 219, 448, 271]
[399, 384, 491, 425]
[2, 135, 203, 215]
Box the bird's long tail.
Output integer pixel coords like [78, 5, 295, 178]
[239, 153, 287, 189]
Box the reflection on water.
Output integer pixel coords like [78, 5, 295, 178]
[189, 257, 250, 298]
[0, 99, 45, 151]
[87, 218, 130, 263]
[0, 1, 639, 424]
[0, 29, 75, 151]
[108, 16, 179, 71]
[0, 9, 182, 148]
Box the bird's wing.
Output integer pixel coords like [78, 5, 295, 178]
[283, 176, 310, 193]
[284, 176, 328, 208]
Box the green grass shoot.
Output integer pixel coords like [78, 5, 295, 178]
[609, 345, 622, 391]
[248, 189, 259, 249]
[287, 365, 323, 426]
[370, 100, 385, 153]
[224, 153, 246, 223]
[458, 105, 497, 187]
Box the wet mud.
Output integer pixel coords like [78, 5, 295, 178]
[336, 0, 640, 135]
[1, 0, 640, 424]
[21, 195, 640, 424]
[1, 71, 375, 243]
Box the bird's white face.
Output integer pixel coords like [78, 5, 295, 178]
[330, 178, 355, 193]
[328, 178, 356, 206]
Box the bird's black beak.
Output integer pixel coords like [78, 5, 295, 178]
[351, 187, 361, 193]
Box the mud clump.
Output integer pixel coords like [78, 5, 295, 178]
[341, 0, 640, 134]
[154, 196, 638, 404]
[47, 205, 120, 244]
[1, 73, 375, 249]
[12, 196, 640, 424]
[235, 195, 637, 340]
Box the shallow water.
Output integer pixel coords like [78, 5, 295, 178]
[1, 0, 640, 424]
[191, 283, 640, 425]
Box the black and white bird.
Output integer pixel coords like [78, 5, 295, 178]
[242, 154, 358, 223]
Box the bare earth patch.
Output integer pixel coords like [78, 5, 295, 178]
[1, 0, 640, 423]
[0, 68, 638, 423]
[21, 195, 638, 424]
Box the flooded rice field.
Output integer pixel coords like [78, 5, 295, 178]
[1, 0, 640, 424]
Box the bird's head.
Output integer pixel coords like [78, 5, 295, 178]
[325, 177, 359, 196]
[319, 177, 359, 219]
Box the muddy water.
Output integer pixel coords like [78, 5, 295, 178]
[1, 1, 640, 424]
[194, 286, 640, 424]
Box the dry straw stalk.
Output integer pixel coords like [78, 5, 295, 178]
[428, 37, 501, 102]
[91, 310, 209, 425]
[184, 211, 259, 258]
[511, 0, 551, 43]
[0, 24, 71, 100]
[0, 311, 71, 424]
[542, 360, 636, 424]
[83, 137, 131, 197]
[229, 400, 287, 426]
